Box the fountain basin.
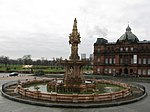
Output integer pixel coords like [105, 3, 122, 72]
[17, 78, 131, 103]
[1, 78, 146, 108]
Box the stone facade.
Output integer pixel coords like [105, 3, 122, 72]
[93, 25, 150, 76]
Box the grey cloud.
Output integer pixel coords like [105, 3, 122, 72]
[0, 0, 150, 60]
[86, 25, 108, 38]
[93, 26, 108, 37]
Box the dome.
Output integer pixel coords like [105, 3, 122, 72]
[118, 25, 139, 43]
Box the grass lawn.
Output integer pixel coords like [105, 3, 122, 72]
[0, 64, 91, 74]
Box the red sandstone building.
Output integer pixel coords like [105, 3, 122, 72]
[93, 25, 150, 76]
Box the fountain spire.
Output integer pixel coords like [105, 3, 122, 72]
[69, 18, 81, 60]
[72, 18, 78, 33]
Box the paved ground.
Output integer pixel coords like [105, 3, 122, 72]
[0, 74, 150, 112]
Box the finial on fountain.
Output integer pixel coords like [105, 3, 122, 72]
[73, 18, 77, 31]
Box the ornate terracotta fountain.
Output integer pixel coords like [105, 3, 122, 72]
[48, 18, 95, 93]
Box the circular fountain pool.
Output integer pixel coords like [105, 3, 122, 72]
[25, 82, 124, 94]
[14, 78, 132, 103]
[1, 78, 146, 108]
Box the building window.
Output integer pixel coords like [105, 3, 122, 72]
[105, 58, 108, 64]
[138, 69, 141, 75]
[97, 68, 100, 73]
[131, 47, 134, 51]
[105, 68, 108, 73]
[97, 58, 100, 62]
[148, 69, 150, 75]
[113, 69, 116, 72]
[98, 48, 100, 53]
[148, 58, 150, 64]
[109, 58, 112, 64]
[125, 47, 128, 51]
[109, 69, 112, 73]
[131, 58, 133, 64]
[120, 48, 123, 51]
[125, 58, 128, 64]
[133, 55, 137, 64]
[142, 69, 146, 75]
[143, 58, 146, 64]
[138, 58, 141, 64]
[113, 58, 115, 64]
[120, 58, 123, 64]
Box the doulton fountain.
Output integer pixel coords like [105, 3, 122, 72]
[1, 18, 146, 108]
[47, 18, 96, 93]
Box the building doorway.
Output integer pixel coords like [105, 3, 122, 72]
[119, 69, 122, 75]
[130, 69, 133, 74]
[124, 68, 128, 74]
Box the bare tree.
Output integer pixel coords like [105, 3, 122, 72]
[22, 55, 32, 65]
[0, 56, 9, 67]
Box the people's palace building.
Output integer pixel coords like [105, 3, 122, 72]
[93, 25, 150, 76]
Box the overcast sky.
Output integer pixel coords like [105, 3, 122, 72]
[0, 0, 150, 60]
